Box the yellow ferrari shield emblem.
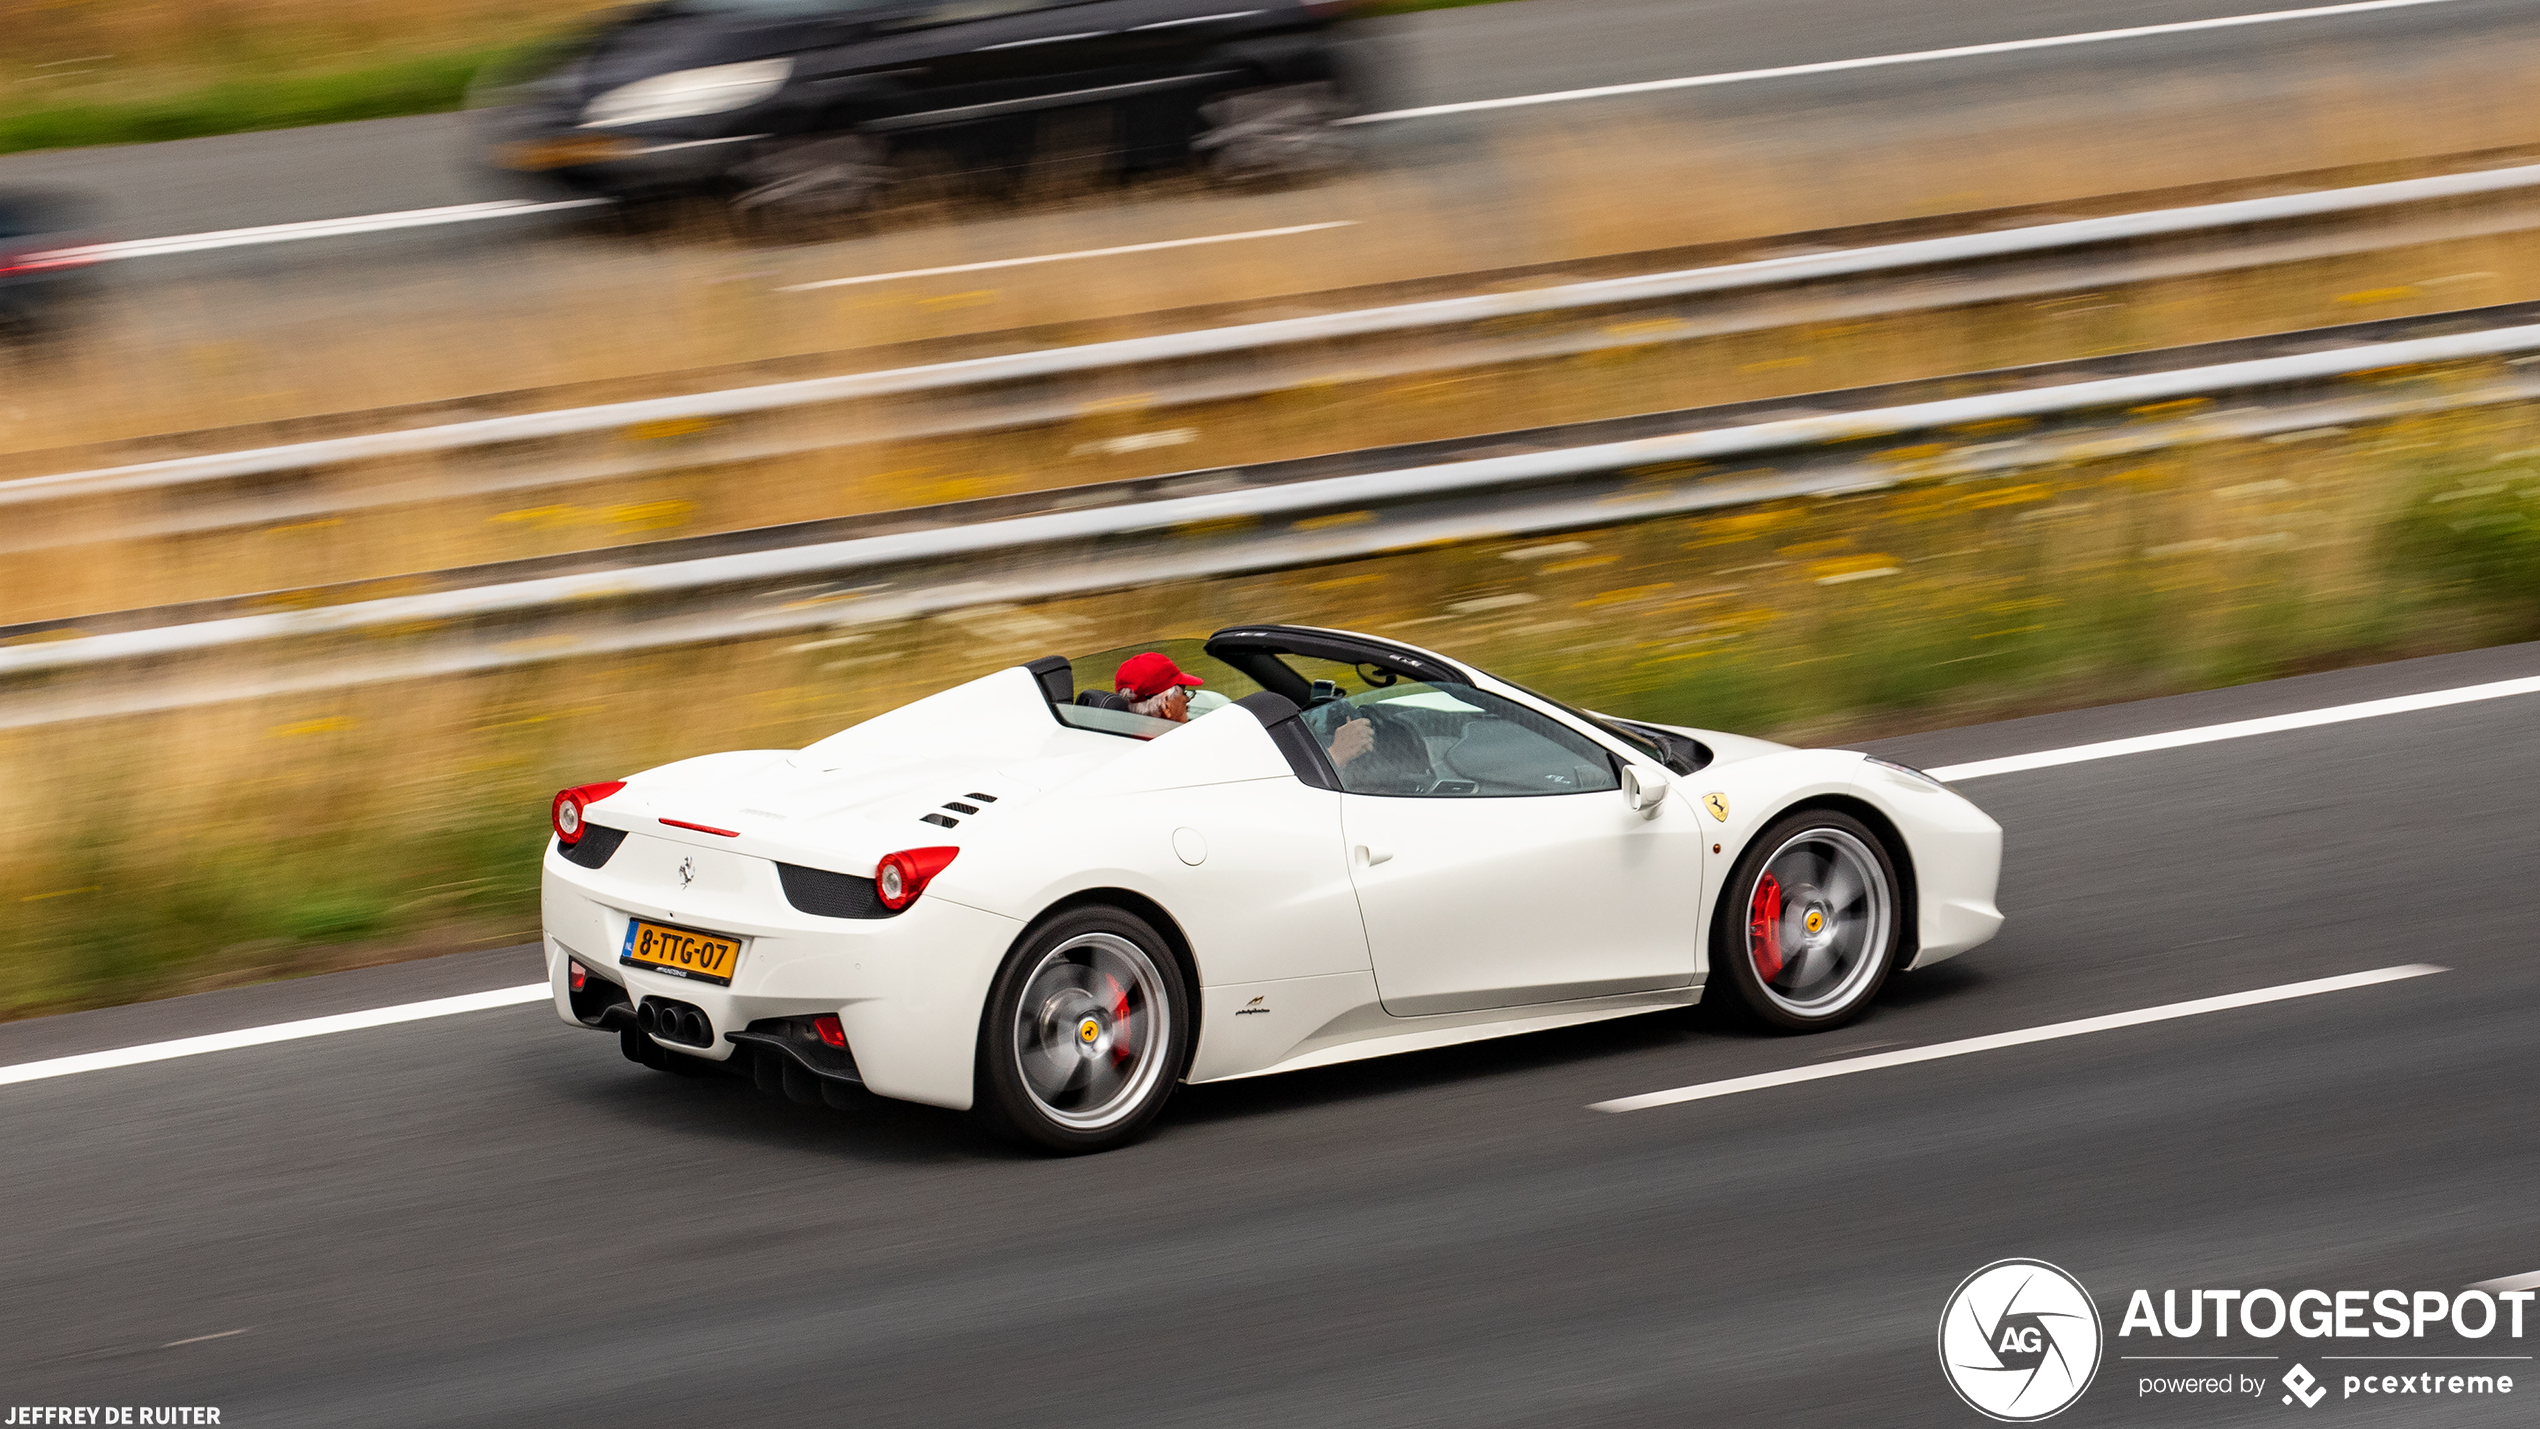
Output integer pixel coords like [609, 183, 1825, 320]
[1702, 792, 1730, 822]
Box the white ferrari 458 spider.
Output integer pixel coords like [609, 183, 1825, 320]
[542, 624, 2002, 1151]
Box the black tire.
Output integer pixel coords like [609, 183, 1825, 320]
[1715, 809, 1902, 1032]
[974, 906, 1192, 1154]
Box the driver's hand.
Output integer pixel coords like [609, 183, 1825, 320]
[1328, 717, 1375, 768]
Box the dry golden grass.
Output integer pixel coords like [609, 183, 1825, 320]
[8, 215, 2540, 624]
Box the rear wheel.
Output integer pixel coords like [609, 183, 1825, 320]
[1716, 810, 1900, 1031]
[975, 907, 1190, 1154]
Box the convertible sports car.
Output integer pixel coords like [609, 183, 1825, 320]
[543, 624, 2003, 1151]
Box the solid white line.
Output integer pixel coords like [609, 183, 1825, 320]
[2470, 1270, 2540, 1293]
[780, 220, 1357, 291]
[46, 199, 607, 264]
[1590, 964, 2443, 1113]
[1345, 0, 2479, 125]
[1925, 676, 2540, 783]
[0, 982, 549, 1088]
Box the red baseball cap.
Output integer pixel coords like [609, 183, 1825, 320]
[1115, 651, 1205, 700]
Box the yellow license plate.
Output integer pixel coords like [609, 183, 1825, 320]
[620, 918, 742, 985]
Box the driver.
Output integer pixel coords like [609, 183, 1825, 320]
[1115, 649, 1378, 770]
[1114, 651, 1205, 723]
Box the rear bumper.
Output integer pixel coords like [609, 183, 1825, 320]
[542, 838, 1020, 1110]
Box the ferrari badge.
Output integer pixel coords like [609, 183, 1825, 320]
[1702, 792, 1730, 822]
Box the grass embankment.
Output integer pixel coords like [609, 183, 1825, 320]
[4, 396, 2537, 1016]
[0, 0, 1502, 155]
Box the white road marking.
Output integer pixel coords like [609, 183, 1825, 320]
[163, 1329, 252, 1348]
[2470, 1270, 2540, 1293]
[0, 982, 548, 1088]
[1590, 964, 2443, 1113]
[1345, 0, 2480, 125]
[1925, 675, 2540, 782]
[44, 199, 607, 264]
[779, 220, 1356, 291]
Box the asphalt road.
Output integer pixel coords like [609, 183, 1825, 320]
[3, 641, 2536, 1426]
[6, 0, 2540, 250]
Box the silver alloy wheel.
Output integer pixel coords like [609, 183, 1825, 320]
[1743, 826, 1892, 1018]
[1010, 932, 1173, 1131]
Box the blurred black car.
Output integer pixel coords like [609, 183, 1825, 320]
[0, 189, 98, 336]
[476, 0, 1375, 211]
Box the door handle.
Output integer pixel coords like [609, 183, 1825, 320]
[1354, 844, 1393, 867]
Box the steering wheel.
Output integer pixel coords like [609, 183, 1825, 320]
[1346, 704, 1435, 794]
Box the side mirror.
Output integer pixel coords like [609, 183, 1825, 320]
[1622, 764, 1669, 815]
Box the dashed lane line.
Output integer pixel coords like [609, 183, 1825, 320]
[1590, 965, 2445, 1113]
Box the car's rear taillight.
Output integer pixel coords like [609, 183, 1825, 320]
[0, 247, 93, 277]
[874, 846, 959, 911]
[813, 1013, 846, 1048]
[551, 781, 627, 845]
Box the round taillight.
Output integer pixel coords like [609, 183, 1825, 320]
[873, 846, 958, 911]
[551, 781, 626, 846]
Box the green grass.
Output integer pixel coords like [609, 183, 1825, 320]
[0, 0, 1519, 156]
[0, 45, 523, 155]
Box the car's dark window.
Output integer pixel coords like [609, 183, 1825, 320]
[878, 0, 1087, 28]
[672, 0, 906, 13]
[1293, 674, 1621, 798]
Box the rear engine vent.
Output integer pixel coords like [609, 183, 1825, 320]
[777, 862, 901, 919]
[965, 792, 997, 802]
[943, 801, 978, 814]
[559, 824, 628, 869]
[920, 812, 958, 828]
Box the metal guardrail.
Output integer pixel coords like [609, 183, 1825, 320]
[10, 159, 2540, 532]
[6, 319, 2538, 729]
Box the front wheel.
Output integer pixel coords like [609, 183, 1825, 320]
[1716, 810, 1901, 1031]
[975, 907, 1191, 1154]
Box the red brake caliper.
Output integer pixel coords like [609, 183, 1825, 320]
[1104, 973, 1134, 1064]
[1749, 873, 1785, 982]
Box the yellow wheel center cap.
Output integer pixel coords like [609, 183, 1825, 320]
[1804, 910, 1825, 934]
[1079, 1017, 1101, 1044]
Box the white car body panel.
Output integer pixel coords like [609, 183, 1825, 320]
[542, 634, 2005, 1115]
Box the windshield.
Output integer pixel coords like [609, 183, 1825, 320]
[1495, 679, 1708, 775]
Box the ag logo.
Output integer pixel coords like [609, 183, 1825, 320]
[1939, 1259, 2103, 1421]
